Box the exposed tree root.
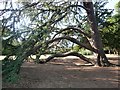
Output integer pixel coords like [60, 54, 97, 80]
[96, 54, 120, 67]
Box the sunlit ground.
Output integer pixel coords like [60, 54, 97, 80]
[2, 55, 119, 88]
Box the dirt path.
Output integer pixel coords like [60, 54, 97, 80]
[3, 59, 119, 88]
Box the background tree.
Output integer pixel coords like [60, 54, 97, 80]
[101, 1, 120, 54]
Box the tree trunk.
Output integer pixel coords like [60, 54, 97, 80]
[83, 1, 111, 66]
[0, 31, 2, 55]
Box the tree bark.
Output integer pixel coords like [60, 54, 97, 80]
[25, 36, 98, 56]
[83, 1, 111, 66]
[39, 51, 95, 65]
[47, 36, 98, 53]
[52, 27, 91, 39]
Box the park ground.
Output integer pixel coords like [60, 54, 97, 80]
[2, 54, 120, 88]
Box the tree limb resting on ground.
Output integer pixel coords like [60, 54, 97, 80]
[39, 51, 95, 65]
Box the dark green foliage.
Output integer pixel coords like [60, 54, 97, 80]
[94, 1, 113, 28]
[101, 1, 120, 53]
[2, 41, 20, 55]
[2, 57, 21, 83]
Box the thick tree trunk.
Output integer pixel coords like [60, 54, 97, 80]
[83, 1, 111, 66]
[0, 31, 2, 55]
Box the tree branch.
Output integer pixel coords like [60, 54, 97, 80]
[48, 36, 98, 53]
[66, 5, 89, 11]
[52, 27, 91, 39]
[39, 51, 94, 65]
[25, 36, 97, 59]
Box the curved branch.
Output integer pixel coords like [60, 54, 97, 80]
[83, 36, 93, 49]
[52, 27, 91, 39]
[47, 36, 98, 53]
[54, 13, 68, 24]
[25, 36, 97, 58]
[39, 51, 95, 65]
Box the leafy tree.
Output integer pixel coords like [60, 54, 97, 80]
[1, 0, 119, 83]
[94, 0, 113, 29]
[101, 1, 120, 54]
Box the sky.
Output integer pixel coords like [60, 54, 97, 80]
[0, 0, 119, 11]
[105, 0, 119, 12]
[0, 0, 119, 9]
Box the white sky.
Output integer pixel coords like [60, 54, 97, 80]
[105, 0, 119, 9]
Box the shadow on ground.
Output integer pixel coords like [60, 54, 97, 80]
[2, 59, 119, 88]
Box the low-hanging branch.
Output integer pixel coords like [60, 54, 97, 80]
[24, 36, 98, 61]
[39, 51, 95, 65]
[47, 36, 98, 53]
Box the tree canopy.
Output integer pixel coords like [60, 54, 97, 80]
[101, 1, 120, 54]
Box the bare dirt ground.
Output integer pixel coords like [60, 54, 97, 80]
[2, 58, 120, 88]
